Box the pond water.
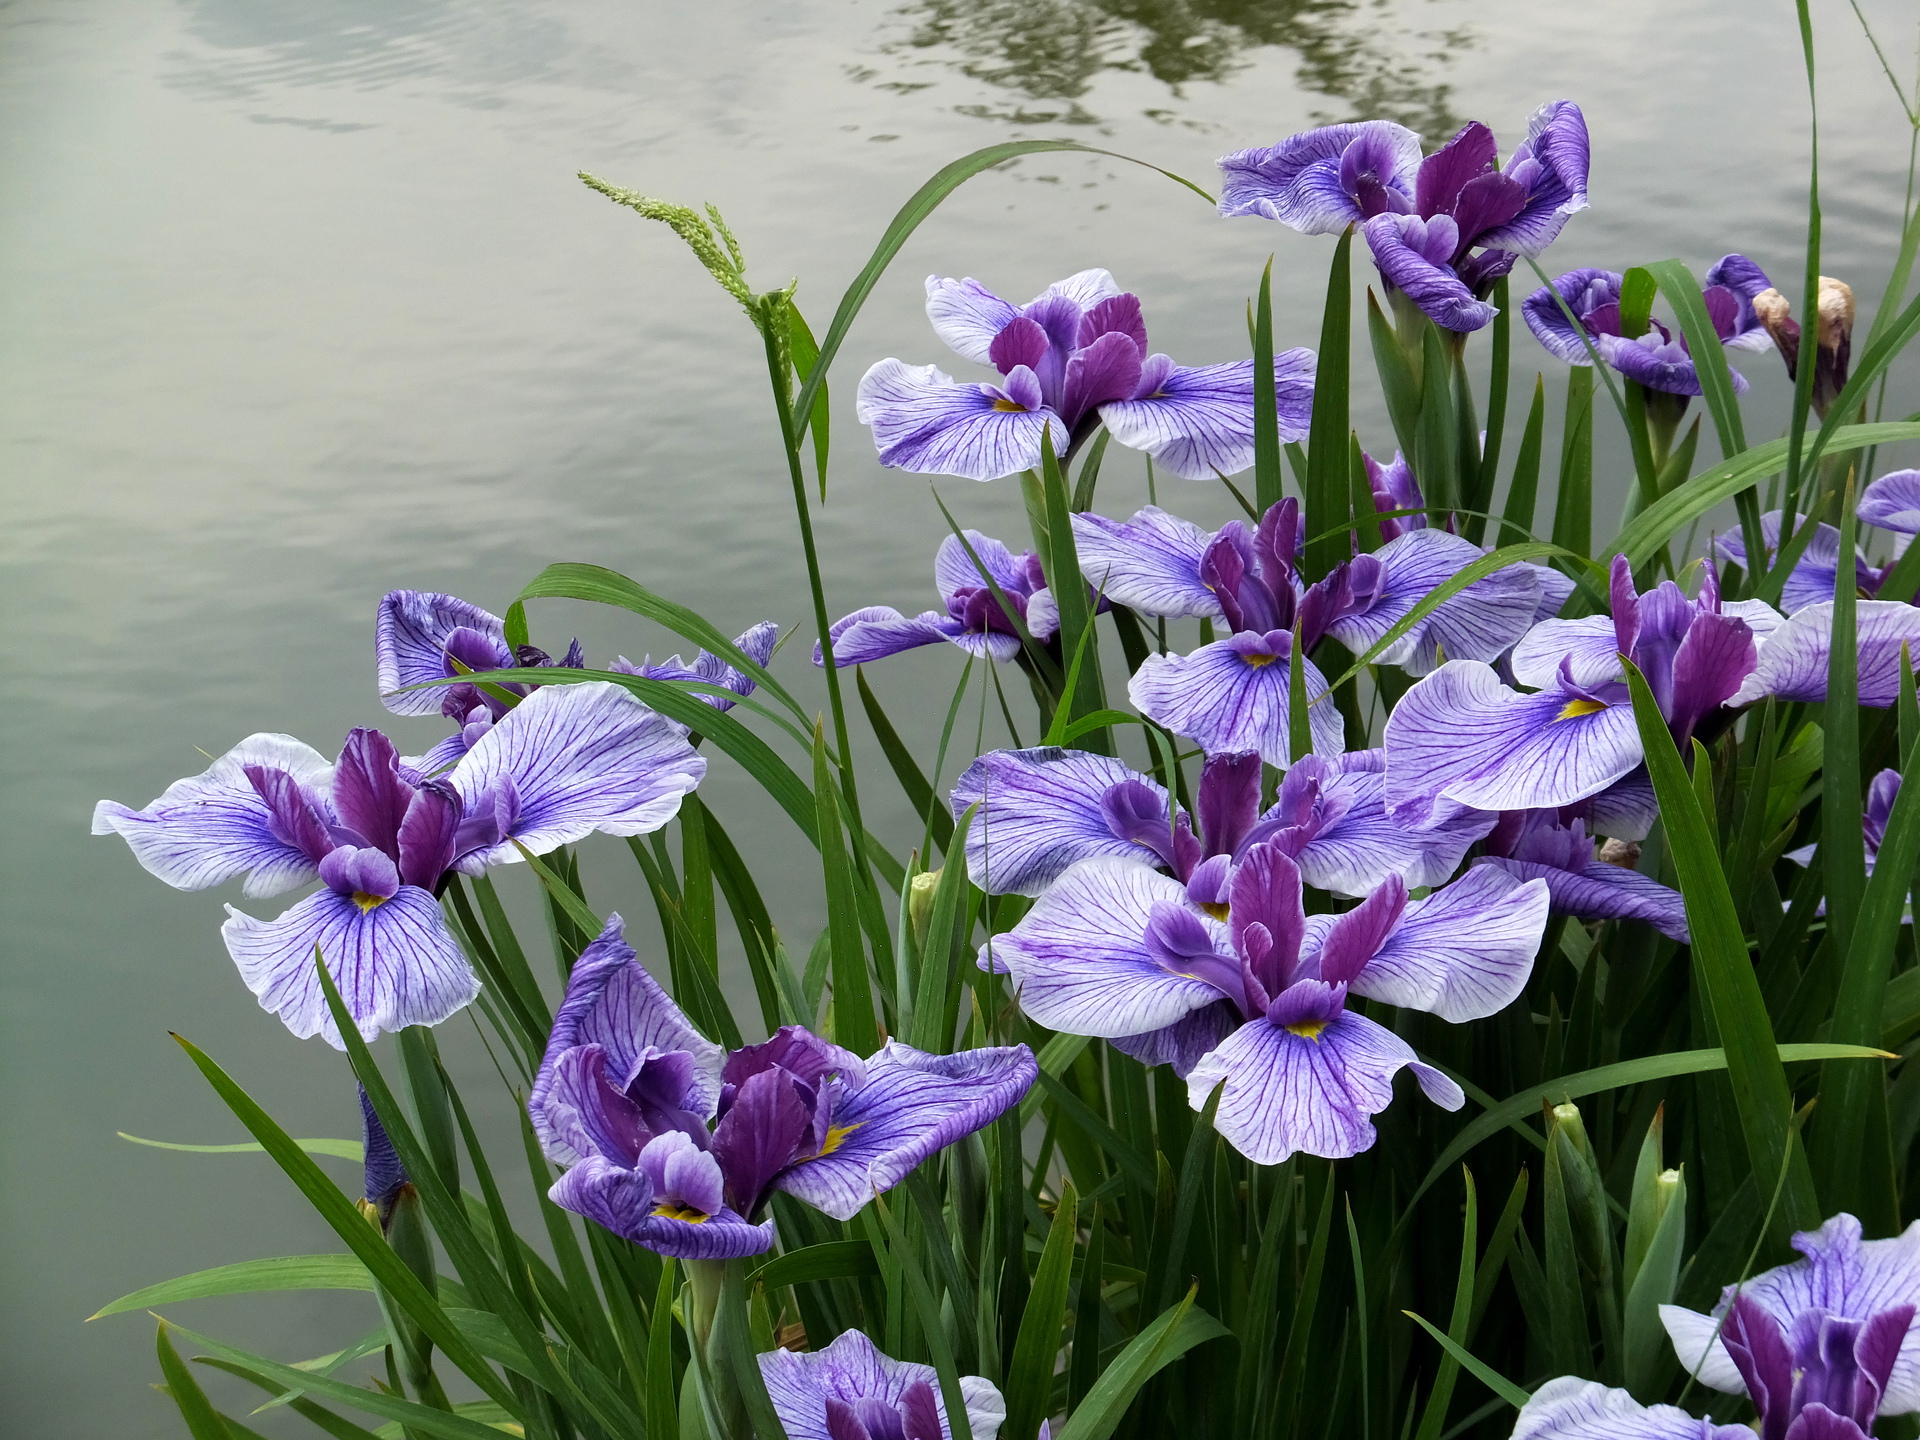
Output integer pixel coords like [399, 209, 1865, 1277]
[6, 1, 1920, 1433]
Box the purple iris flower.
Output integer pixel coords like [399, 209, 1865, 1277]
[815, 531, 1058, 667]
[1219, 103, 1590, 333]
[949, 745, 1493, 900]
[759, 1329, 1007, 1440]
[93, 682, 705, 1046]
[1715, 512, 1885, 615]
[1385, 556, 1778, 823]
[856, 269, 1316, 482]
[377, 589, 778, 772]
[1477, 811, 1689, 942]
[1782, 771, 1910, 922]
[533, 917, 1035, 1260]
[989, 842, 1548, 1161]
[1524, 255, 1775, 396]
[1660, 1214, 1920, 1425]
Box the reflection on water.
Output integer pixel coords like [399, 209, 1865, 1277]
[865, 0, 1470, 133]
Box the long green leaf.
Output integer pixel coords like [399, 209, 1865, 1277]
[1253, 258, 1283, 514]
[1052, 1291, 1231, 1440]
[117, 1132, 362, 1162]
[93, 1256, 372, 1319]
[1040, 429, 1109, 744]
[815, 720, 878, 1056]
[1303, 229, 1353, 580]
[1645, 260, 1748, 457]
[156, 1322, 231, 1440]
[1006, 1181, 1079, 1440]
[1498, 376, 1547, 544]
[1402, 1313, 1530, 1410]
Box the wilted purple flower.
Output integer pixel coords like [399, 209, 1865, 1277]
[990, 843, 1547, 1161]
[1478, 811, 1688, 942]
[1219, 103, 1590, 333]
[856, 270, 1316, 482]
[1386, 556, 1780, 822]
[1523, 255, 1774, 396]
[1077, 497, 1557, 762]
[93, 683, 705, 1046]
[759, 1329, 1007, 1440]
[534, 917, 1035, 1260]
[814, 530, 1070, 668]
[1661, 1214, 1920, 1423]
[949, 745, 1493, 899]
[1754, 277, 1857, 418]
[377, 589, 777, 773]
[1715, 512, 1884, 615]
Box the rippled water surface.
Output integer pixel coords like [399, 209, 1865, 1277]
[7, 1, 1920, 1432]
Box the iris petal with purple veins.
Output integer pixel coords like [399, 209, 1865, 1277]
[1860, 470, 1920, 535]
[1731, 601, 1920, 708]
[610, 620, 780, 713]
[1128, 628, 1346, 768]
[1322, 526, 1546, 675]
[759, 1328, 1007, 1440]
[1477, 811, 1689, 941]
[859, 270, 1314, 481]
[1223, 103, 1590, 333]
[816, 530, 1057, 669]
[993, 841, 1546, 1159]
[1661, 1213, 1920, 1418]
[533, 919, 1034, 1260]
[1511, 1376, 1754, 1440]
[376, 590, 514, 718]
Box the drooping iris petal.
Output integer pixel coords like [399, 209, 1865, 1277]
[1596, 331, 1752, 398]
[1383, 660, 1644, 819]
[220, 886, 478, 1047]
[1128, 630, 1345, 768]
[530, 914, 726, 1164]
[1476, 99, 1591, 256]
[948, 747, 1171, 896]
[1108, 1002, 1241, 1078]
[814, 606, 967, 667]
[1479, 853, 1689, 942]
[856, 358, 1065, 481]
[548, 1155, 773, 1260]
[1068, 506, 1224, 618]
[1511, 1376, 1754, 1440]
[774, 1042, 1036, 1221]
[1522, 268, 1623, 363]
[376, 590, 509, 717]
[1661, 1215, 1920, 1413]
[1861, 471, 1920, 535]
[760, 1329, 1007, 1440]
[1732, 601, 1920, 707]
[1216, 120, 1423, 233]
[1186, 1005, 1463, 1165]
[1278, 767, 1498, 896]
[92, 734, 336, 899]
[1097, 354, 1315, 480]
[1325, 528, 1542, 673]
[447, 681, 706, 867]
[1331, 864, 1549, 1020]
[990, 859, 1227, 1039]
[1362, 214, 1498, 332]
[614, 621, 781, 713]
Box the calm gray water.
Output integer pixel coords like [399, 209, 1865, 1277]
[7, 1, 1920, 1433]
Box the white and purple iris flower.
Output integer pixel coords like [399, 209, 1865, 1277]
[1523, 256, 1776, 396]
[92, 683, 706, 1046]
[1477, 811, 1689, 942]
[856, 269, 1316, 482]
[989, 842, 1549, 1163]
[814, 530, 1062, 667]
[1385, 556, 1781, 825]
[1519, 1214, 1920, 1440]
[1656, 1213, 1920, 1429]
[759, 1329, 1006, 1440]
[531, 917, 1035, 1260]
[950, 745, 1493, 900]
[1219, 102, 1590, 333]
[1074, 496, 1552, 763]
[377, 588, 778, 772]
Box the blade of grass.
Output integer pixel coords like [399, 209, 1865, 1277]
[1303, 229, 1354, 579]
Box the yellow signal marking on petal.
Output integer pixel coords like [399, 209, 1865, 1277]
[1284, 1020, 1329, 1041]
[812, 1122, 863, 1159]
[1243, 652, 1277, 668]
[1197, 902, 1230, 921]
[1555, 698, 1608, 722]
[651, 1203, 711, 1223]
[351, 892, 389, 914]
[991, 398, 1027, 412]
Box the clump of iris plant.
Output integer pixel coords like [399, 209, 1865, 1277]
[856, 269, 1315, 481]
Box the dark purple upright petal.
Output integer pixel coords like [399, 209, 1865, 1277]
[1415, 121, 1499, 219]
[1703, 286, 1741, 341]
[899, 1380, 944, 1440]
[1314, 875, 1408, 986]
[725, 1026, 868, 1092]
[710, 1067, 812, 1217]
[1059, 329, 1145, 427]
[1100, 778, 1196, 873]
[1228, 844, 1306, 1000]
[1200, 527, 1256, 634]
[245, 765, 339, 866]
[1723, 1296, 1798, 1440]
[396, 782, 460, 891]
[1196, 752, 1262, 858]
[1448, 172, 1530, 253]
[1707, 254, 1778, 351]
[332, 729, 416, 860]
[1665, 611, 1757, 744]
[360, 1084, 410, 1218]
[1078, 292, 1148, 352]
[988, 315, 1050, 376]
